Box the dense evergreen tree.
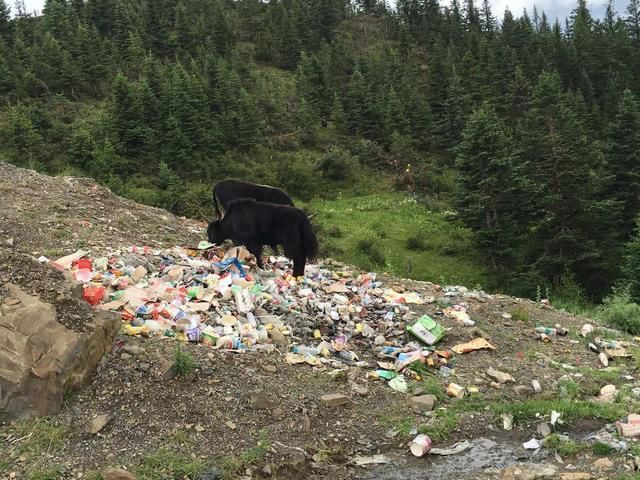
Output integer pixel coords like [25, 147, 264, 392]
[622, 217, 640, 301]
[607, 89, 640, 236]
[0, 0, 639, 296]
[0, 0, 11, 41]
[518, 71, 620, 294]
[455, 105, 520, 272]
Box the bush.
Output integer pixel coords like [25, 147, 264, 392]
[275, 152, 319, 200]
[356, 237, 386, 268]
[173, 346, 195, 377]
[318, 146, 357, 182]
[406, 234, 427, 251]
[510, 306, 530, 323]
[550, 273, 592, 315]
[598, 289, 640, 335]
[348, 138, 385, 167]
[327, 226, 343, 238]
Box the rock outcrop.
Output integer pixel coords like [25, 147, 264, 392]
[0, 283, 120, 419]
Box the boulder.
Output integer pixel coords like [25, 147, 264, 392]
[250, 392, 276, 410]
[89, 414, 112, 434]
[0, 284, 120, 419]
[410, 394, 437, 412]
[103, 468, 136, 480]
[320, 393, 350, 407]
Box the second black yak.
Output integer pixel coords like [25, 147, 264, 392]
[212, 179, 294, 219]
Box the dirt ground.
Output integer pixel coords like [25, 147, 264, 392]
[2, 162, 640, 480]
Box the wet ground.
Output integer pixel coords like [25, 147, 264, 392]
[355, 437, 537, 480]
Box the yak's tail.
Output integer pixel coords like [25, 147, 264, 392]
[301, 217, 319, 262]
[213, 186, 222, 219]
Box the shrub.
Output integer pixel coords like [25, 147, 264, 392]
[510, 306, 530, 323]
[356, 237, 386, 268]
[318, 146, 357, 182]
[174, 346, 195, 377]
[348, 138, 385, 167]
[598, 289, 640, 335]
[327, 226, 343, 238]
[406, 234, 427, 251]
[276, 152, 319, 200]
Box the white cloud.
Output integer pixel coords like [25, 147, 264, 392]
[440, 0, 628, 20]
[15, 0, 632, 22]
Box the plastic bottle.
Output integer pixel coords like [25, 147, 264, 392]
[535, 326, 557, 335]
[291, 345, 319, 356]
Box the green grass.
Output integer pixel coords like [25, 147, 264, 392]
[378, 412, 416, 439]
[219, 436, 270, 480]
[576, 366, 622, 383]
[135, 449, 207, 480]
[0, 419, 69, 479]
[420, 376, 446, 402]
[83, 473, 103, 480]
[544, 434, 589, 457]
[558, 378, 582, 399]
[493, 399, 625, 424]
[510, 306, 531, 323]
[28, 467, 64, 480]
[592, 442, 618, 456]
[173, 345, 195, 377]
[8, 418, 69, 457]
[418, 409, 460, 442]
[312, 446, 346, 463]
[307, 193, 487, 286]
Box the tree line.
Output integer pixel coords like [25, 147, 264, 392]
[1, 0, 640, 298]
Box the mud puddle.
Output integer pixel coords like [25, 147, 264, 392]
[353, 437, 547, 480]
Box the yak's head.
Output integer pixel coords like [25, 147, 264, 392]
[207, 220, 225, 245]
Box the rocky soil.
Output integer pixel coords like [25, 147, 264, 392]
[1, 162, 640, 480]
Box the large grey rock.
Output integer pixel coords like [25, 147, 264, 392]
[0, 284, 120, 419]
[410, 394, 437, 412]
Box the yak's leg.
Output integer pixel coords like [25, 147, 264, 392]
[292, 254, 306, 277]
[283, 239, 305, 277]
[246, 242, 264, 269]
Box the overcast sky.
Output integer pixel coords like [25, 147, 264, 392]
[17, 0, 631, 23]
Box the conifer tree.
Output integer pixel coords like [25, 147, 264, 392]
[436, 65, 469, 149]
[296, 52, 328, 119]
[607, 89, 640, 236]
[4, 105, 44, 169]
[464, 0, 480, 30]
[480, 0, 495, 33]
[329, 92, 348, 137]
[112, 0, 131, 54]
[0, 0, 11, 41]
[383, 86, 407, 140]
[622, 216, 640, 300]
[278, 10, 302, 70]
[518, 71, 620, 294]
[627, 0, 640, 45]
[44, 0, 71, 43]
[455, 104, 520, 272]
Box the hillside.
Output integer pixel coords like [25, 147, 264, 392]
[3, 0, 640, 301]
[2, 164, 640, 480]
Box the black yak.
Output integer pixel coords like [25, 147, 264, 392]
[207, 198, 319, 278]
[212, 179, 294, 219]
[212, 179, 296, 256]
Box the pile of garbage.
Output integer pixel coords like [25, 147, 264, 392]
[40, 242, 496, 390]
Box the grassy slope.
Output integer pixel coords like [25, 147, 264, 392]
[305, 192, 488, 287]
